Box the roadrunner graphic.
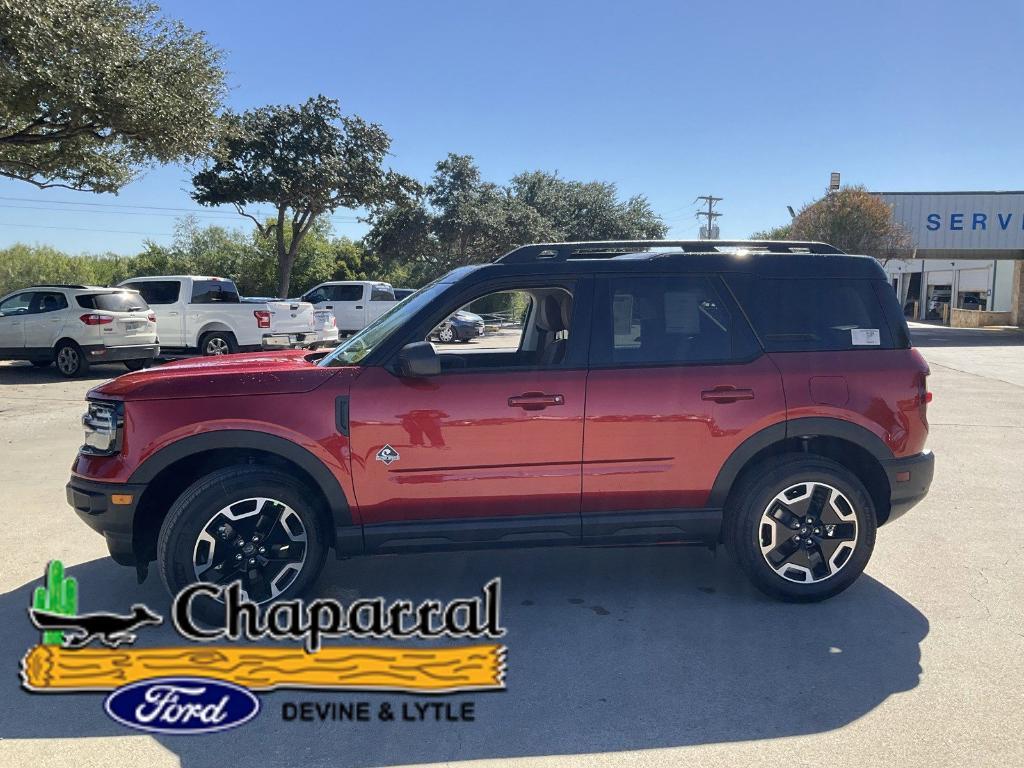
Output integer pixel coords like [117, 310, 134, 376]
[29, 604, 162, 648]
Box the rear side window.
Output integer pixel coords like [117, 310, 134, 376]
[32, 291, 69, 313]
[77, 292, 150, 312]
[329, 284, 364, 302]
[190, 280, 240, 304]
[123, 281, 180, 305]
[370, 285, 395, 301]
[727, 276, 897, 351]
[591, 275, 759, 366]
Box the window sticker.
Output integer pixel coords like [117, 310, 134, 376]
[851, 328, 880, 346]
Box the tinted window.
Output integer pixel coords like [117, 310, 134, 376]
[0, 293, 33, 315]
[727, 276, 896, 351]
[593, 276, 757, 365]
[329, 285, 364, 302]
[123, 281, 180, 305]
[370, 285, 395, 301]
[77, 292, 150, 312]
[190, 280, 240, 304]
[32, 292, 68, 313]
[304, 287, 329, 304]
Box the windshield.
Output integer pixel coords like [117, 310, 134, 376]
[319, 279, 449, 366]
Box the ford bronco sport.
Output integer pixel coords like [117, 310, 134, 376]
[67, 240, 934, 603]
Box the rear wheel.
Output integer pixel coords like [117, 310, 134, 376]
[437, 325, 456, 343]
[54, 341, 89, 377]
[123, 359, 150, 371]
[157, 466, 328, 615]
[724, 454, 877, 602]
[200, 331, 237, 356]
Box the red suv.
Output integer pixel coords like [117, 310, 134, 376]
[67, 240, 934, 603]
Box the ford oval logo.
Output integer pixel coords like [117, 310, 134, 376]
[104, 677, 259, 734]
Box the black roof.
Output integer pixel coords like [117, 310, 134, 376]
[475, 240, 886, 280]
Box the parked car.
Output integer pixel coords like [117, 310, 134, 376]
[118, 276, 316, 355]
[299, 281, 398, 334]
[243, 297, 339, 348]
[68, 239, 934, 607]
[0, 284, 158, 376]
[431, 309, 485, 343]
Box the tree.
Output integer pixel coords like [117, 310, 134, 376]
[0, 0, 225, 192]
[192, 96, 407, 298]
[366, 154, 667, 284]
[790, 186, 912, 262]
[750, 223, 793, 240]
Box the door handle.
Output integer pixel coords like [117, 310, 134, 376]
[508, 392, 565, 410]
[325, 305, 334, 309]
[355, 305, 363, 309]
[701, 386, 755, 403]
[168, 312, 179, 316]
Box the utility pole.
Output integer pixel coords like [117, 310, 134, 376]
[695, 195, 722, 239]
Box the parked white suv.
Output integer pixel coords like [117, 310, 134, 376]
[118, 276, 316, 355]
[0, 284, 159, 376]
[299, 280, 398, 334]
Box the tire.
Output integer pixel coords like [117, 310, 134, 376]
[123, 359, 150, 372]
[200, 331, 237, 356]
[30, 360, 52, 368]
[437, 325, 456, 344]
[54, 341, 89, 377]
[157, 466, 328, 619]
[724, 454, 877, 602]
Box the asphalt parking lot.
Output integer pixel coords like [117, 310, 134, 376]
[1, 325, 1023, 768]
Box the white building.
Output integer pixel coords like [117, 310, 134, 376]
[874, 192, 1024, 324]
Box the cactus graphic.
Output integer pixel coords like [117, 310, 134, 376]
[32, 560, 78, 645]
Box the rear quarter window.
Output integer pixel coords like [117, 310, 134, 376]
[190, 280, 240, 304]
[726, 276, 900, 352]
[77, 292, 150, 312]
[123, 281, 181, 305]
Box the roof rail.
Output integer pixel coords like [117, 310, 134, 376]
[495, 239, 845, 264]
[30, 283, 89, 289]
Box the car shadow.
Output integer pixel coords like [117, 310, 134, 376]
[910, 325, 1024, 347]
[0, 360, 129, 384]
[1, 546, 927, 766]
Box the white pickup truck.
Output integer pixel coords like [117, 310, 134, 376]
[118, 276, 316, 355]
[298, 280, 399, 334]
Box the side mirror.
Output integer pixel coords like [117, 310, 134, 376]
[397, 341, 440, 378]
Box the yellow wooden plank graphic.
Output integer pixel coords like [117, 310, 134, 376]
[22, 643, 506, 693]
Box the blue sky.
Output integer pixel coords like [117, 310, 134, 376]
[2, 0, 1023, 254]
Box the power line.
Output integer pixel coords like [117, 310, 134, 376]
[0, 220, 173, 237]
[694, 195, 723, 240]
[0, 195, 362, 222]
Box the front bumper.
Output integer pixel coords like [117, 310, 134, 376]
[261, 332, 316, 350]
[882, 449, 935, 523]
[66, 476, 146, 565]
[81, 343, 160, 363]
[455, 323, 486, 340]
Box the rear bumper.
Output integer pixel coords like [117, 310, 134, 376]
[882, 449, 935, 523]
[81, 343, 160, 363]
[66, 476, 146, 565]
[261, 332, 316, 349]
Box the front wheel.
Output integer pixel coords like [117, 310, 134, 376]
[157, 466, 328, 613]
[724, 455, 877, 602]
[54, 341, 89, 377]
[123, 359, 151, 371]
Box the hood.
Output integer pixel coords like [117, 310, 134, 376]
[90, 350, 346, 401]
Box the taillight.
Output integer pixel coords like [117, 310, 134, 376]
[79, 313, 113, 325]
[254, 310, 271, 329]
[329, 316, 336, 328]
[918, 376, 931, 425]
[147, 311, 156, 323]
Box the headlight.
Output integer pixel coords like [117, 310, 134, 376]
[81, 400, 123, 456]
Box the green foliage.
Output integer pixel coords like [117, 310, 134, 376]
[789, 186, 912, 261]
[0, 218, 372, 298]
[32, 560, 77, 645]
[192, 96, 410, 297]
[366, 153, 666, 284]
[0, 0, 225, 192]
[750, 223, 794, 240]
